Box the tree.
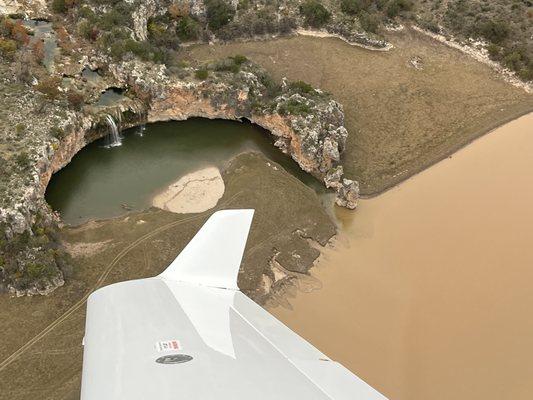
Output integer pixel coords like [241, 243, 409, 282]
[52, 0, 67, 13]
[386, 0, 413, 18]
[299, 0, 331, 28]
[205, 0, 235, 31]
[176, 16, 200, 41]
[478, 20, 509, 44]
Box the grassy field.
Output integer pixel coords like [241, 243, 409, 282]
[0, 152, 334, 400]
[185, 29, 533, 195]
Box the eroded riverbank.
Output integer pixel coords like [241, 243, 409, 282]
[270, 113, 533, 400]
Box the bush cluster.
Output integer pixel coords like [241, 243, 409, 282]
[176, 16, 201, 41]
[214, 55, 248, 73]
[195, 68, 209, 80]
[299, 0, 331, 28]
[279, 98, 312, 115]
[217, 10, 296, 41]
[205, 0, 235, 31]
[440, 0, 532, 81]
[35, 76, 62, 99]
[0, 215, 70, 291]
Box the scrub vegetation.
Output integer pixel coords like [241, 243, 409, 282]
[414, 0, 533, 81]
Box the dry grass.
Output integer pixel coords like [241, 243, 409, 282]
[185, 29, 533, 195]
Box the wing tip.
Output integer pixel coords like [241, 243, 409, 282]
[158, 208, 255, 289]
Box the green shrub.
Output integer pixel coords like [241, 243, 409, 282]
[259, 73, 281, 98]
[98, 5, 134, 31]
[215, 58, 240, 73]
[16, 152, 30, 169]
[77, 20, 97, 40]
[518, 65, 533, 82]
[51, 0, 67, 13]
[205, 0, 235, 31]
[195, 68, 209, 80]
[279, 99, 311, 115]
[386, 0, 413, 18]
[487, 43, 501, 60]
[148, 19, 180, 48]
[26, 263, 55, 280]
[109, 38, 167, 63]
[279, 16, 297, 34]
[15, 123, 25, 133]
[78, 5, 96, 20]
[340, 0, 369, 15]
[478, 20, 509, 44]
[214, 56, 247, 73]
[358, 11, 380, 33]
[419, 17, 440, 34]
[232, 54, 248, 65]
[0, 38, 17, 59]
[289, 80, 314, 94]
[50, 126, 66, 139]
[299, 0, 331, 28]
[176, 16, 201, 41]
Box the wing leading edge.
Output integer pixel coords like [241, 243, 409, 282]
[159, 209, 254, 289]
[81, 209, 388, 400]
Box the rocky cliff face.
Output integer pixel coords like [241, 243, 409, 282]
[0, 52, 357, 296]
[105, 54, 356, 190]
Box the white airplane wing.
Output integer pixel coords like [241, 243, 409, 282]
[81, 209, 387, 400]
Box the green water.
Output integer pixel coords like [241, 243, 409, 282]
[45, 118, 324, 225]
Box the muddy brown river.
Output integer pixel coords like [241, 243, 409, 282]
[269, 113, 533, 400]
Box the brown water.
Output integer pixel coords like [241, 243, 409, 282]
[269, 113, 533, 400]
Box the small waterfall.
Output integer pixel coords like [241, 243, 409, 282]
[114, 109, 122, 132]
[104, 114, 122, 147]
[136, 124, 146, 136]
[130, 101, 148, 136]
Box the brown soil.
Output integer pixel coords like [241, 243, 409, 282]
[184, 29, 533, 195]
[0, 152, 334, 400]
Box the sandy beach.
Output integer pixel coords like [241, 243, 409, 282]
[152, 166, 225, 214]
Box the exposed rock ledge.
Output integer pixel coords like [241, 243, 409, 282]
[1, 57, 357, 295]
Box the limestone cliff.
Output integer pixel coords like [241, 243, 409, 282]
[0, 54, 357, 295]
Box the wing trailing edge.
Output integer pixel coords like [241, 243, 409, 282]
[159, 209, 254, 290]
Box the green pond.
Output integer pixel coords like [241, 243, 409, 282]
[45, 118, 326, 225]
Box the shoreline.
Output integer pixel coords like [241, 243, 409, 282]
[359, 109, 533, 199]
[295, 29, 393, 51]
[269, 110, 533, 399]
[152, 166, 225, 214]
[412, 26, 533, 94]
